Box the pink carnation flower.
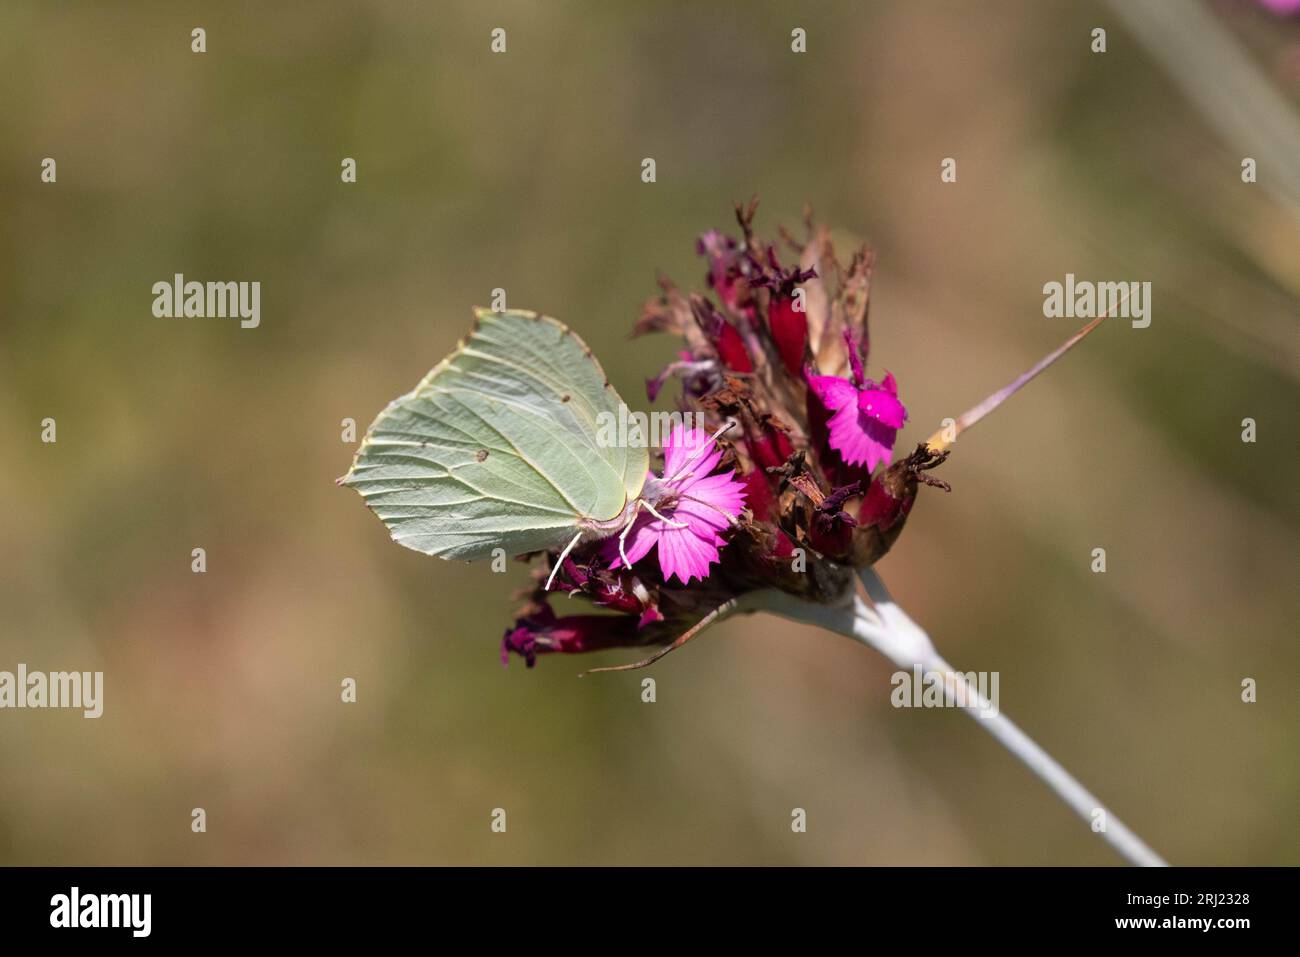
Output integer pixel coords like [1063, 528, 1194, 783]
[806, 339, 907, 472]
[610, 424, 748, 584]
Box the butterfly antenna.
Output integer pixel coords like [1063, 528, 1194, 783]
[544, 531, 583, 591]
[679, 494, 738, 525]
[640, 499, 688, 528]
[662, 418, 737, 485]
[581, 597, 740, 675]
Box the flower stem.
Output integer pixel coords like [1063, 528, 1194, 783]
[755, 571, 1167, 866]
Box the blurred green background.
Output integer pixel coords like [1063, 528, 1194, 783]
[1, 0, 1297, 865]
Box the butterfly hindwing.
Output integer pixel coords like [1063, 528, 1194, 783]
[342, 309, 648, 561]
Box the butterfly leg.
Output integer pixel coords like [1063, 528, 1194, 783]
[617, 500, 643, 570]
[544, 530, 583, 592]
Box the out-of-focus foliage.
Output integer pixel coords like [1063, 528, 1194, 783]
[0, 0, 1296, 864]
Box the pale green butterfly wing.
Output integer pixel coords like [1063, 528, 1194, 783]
[342, 309, 649, 560]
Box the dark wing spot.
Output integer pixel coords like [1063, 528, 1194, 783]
[561, 394, 571, 403]
[476, 449, 489, 462]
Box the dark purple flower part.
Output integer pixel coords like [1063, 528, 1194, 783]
[697, 229, 750, 313]
[751, 249, 819, 377]
[508, 201, 947, 667]
[645, 350, 725, 402]
[696, 298, 754, 374]
[501, 604, 640, 668]
[558, 557, 664, 628]
[847, 444, 950, 567]
[769, 293, 808, 378]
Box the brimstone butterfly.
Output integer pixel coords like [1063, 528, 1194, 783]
[341, 309, 662, 587]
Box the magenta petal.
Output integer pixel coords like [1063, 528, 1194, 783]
[857, 384, 907, 428]
[805, 373, 858, 412]
[826, 406, 874, 467]
[827, 405, 898, 470]
[674, 497, 732, 533]
[605, 516, 658, 570]
[861, 417, 899, 470]
[682, 534, 720, 582]
[682, 471, 746, 509]
[637, 606, 664, 629]
[656, 526, 720, 584]
[611, 426, 748, 583]
[810, 366, 907, 470]
[662, 425, 722, 480]
[655, 533, 680, 582]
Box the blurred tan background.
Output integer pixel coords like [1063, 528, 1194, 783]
[1, 0, 1296, 865]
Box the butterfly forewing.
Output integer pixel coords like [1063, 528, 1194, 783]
[343, 309, 648, 561]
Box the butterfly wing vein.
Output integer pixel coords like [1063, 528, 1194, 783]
[342, 310, 649, 560]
